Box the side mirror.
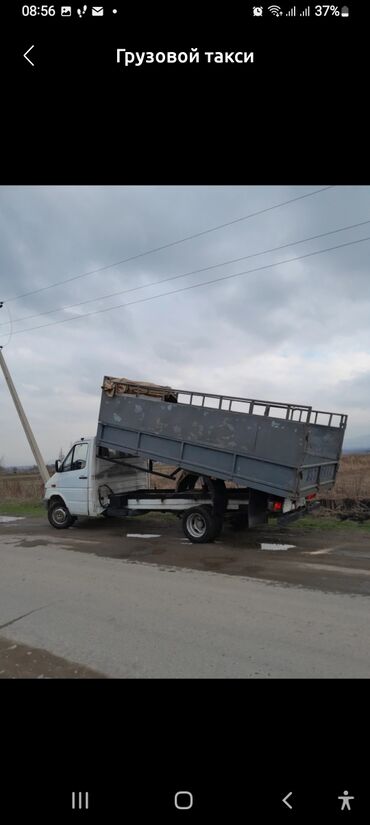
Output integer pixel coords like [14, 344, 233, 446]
[55, 459, 61, 472]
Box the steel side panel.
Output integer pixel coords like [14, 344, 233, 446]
[99, 394, 307, 465]
[97, 394, 344, 499]
[305, 424, 345, 460]
[97, 423, 300, 497]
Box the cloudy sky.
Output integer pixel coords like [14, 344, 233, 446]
[0, 185, 369, 465]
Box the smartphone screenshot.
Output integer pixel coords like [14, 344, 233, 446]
[1, 3, 368, 821]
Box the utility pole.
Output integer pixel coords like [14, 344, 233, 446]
[0, 346, 50, 484]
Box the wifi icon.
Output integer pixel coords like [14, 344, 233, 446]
[268, 4, 283, 15]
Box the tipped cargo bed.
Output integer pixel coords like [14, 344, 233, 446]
[97, 378, 347, 500]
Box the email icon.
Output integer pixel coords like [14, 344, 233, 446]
[92, 6, 104, 15]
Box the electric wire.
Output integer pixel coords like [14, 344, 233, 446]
[9, 233, 370, 336]
[3, 186, 334, 303]
[2, 216, 367, 329]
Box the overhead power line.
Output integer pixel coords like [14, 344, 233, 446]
[3, 186, 334, 303]
[2, 214, 366, 329]
[7, 234, 370, 337]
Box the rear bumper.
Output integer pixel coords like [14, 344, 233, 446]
[276, 500, 320, 525]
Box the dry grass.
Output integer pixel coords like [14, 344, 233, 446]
[0, 473, 44, 501]
[2, 454, 369, 503]
[325, 453, 370, 499]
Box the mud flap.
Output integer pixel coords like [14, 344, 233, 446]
[277, 500, 320, 525]
[248, 489, 268, 527]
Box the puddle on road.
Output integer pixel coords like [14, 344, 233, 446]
[259, 542, 296, 551]
[0, 516, 25, 523]
[126, 533, 161, 539]
[16, 539, 51, 548]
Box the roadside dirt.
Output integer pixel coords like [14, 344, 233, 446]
[0, 635, 106, 679]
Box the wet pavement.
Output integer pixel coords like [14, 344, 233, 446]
[2, 512, 368, 595]
[0, 513, 369, 677]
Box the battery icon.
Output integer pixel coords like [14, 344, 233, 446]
[341, 5, 349, 15]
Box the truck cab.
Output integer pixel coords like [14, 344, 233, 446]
[45, 436, 149, 528]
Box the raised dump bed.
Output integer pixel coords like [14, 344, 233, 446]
[97, 377, 347, 500]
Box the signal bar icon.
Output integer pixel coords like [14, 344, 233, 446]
[286, 6, 296, 15]
[300, 5, 310, 14]
[72, 792, 89, 811]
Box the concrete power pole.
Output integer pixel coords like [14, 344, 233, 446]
[0, 347, 50, 484]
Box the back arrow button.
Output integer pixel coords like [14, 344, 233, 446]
[24, 45, 35, 66]
[282, 792, 293, 810]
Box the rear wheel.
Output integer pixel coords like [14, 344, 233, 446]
[48, 500, 76, 529]
[182, 506, 222, 544]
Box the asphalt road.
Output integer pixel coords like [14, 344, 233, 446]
[1, 518, 369, 678]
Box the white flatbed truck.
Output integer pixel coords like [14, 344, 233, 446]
[44, 377, 347, 543]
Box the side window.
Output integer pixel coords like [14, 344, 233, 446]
[61, 443, 88, 472]
[61, 447, 74, 472]
[71, 443, 88, 471]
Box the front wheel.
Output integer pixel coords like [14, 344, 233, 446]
[182, 506, 222, 544]
[48, 501, 76, 529]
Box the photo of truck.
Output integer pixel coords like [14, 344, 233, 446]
[45, 376, 347, 542]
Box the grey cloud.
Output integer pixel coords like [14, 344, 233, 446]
[1, 185, 370, 463]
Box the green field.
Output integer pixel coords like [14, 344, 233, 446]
[0, 500, 45, 517]
[286, 515, 370, 532]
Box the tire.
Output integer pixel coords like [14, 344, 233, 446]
[182, 505, 221, 544]
[48, 500, 75, 529]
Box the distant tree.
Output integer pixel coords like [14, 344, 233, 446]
[58, 447, 65, 462]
